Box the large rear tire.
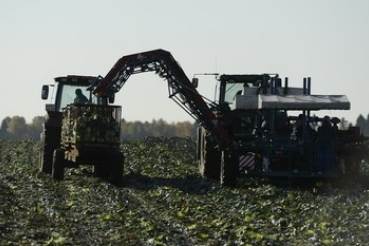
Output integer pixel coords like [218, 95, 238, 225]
[199, 128, 221, 180]
[39, 127, 61, 174]
[52, 149, 65, 180]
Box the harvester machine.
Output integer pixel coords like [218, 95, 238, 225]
[91, 49, 368, 186]
[197, 74, 369, 185]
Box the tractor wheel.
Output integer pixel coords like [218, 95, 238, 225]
[109, 152, 124, 185]
[199, 128, 221, 180]
[220, 150, 238, 187]
[39, 131, 51, 174]
[39, 127, 61, 174]
[52, 149, 65, 180]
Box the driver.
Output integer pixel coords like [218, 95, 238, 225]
[74, 88, 89, 104]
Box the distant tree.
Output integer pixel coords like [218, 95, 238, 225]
[122, 120, 151, 139]
[152, 119, 175, 137]
[355, 114, 367, 135]
[121, 119, 197, 139]
[173, 121, 196, 137]
[28, 116, 45, 140]
[0, 117, 11, 139]
[7, 116, 28, 140]
[364, 114, 369, 136]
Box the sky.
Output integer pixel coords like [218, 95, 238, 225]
[1, 0, 369, 124]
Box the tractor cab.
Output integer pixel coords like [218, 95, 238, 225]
[218, 74, 280, 106]
[41, 75, 109, 113]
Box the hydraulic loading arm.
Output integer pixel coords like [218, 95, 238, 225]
[93, 49, 231, 145]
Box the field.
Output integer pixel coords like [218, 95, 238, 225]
[1, 138, 369, 246]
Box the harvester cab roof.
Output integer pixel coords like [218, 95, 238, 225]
[216, 73, 350, 114]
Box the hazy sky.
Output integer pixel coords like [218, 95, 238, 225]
[1, 0, 368, 124]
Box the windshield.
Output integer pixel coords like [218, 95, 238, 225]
[57, 84, 101, 111]
[223, 83, 245, 104]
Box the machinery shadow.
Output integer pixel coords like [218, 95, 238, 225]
[254, 173, 369, 196]
[123, 172, 220, 195]
[72, 166, 369, 197]
[119, 171, 369, 196]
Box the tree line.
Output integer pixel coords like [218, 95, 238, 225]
[1, 114, 369, 141]
[0, 116, 198, 140]
[121, 119, 197, 140]
[355, 114, 369, 136]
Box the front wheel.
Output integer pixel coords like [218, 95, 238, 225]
[199, 128, 221, 180]
[39, 131, 52, 174]
[39, 127, 60, 174]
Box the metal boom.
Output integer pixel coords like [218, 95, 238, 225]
[93, 49, 231, 145]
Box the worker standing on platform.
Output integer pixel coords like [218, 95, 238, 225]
[316, 116, 335, 172]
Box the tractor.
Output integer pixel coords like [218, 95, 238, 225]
[39, 75, 124, 183]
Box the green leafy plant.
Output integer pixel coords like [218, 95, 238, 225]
[0, 138, 369, 245]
